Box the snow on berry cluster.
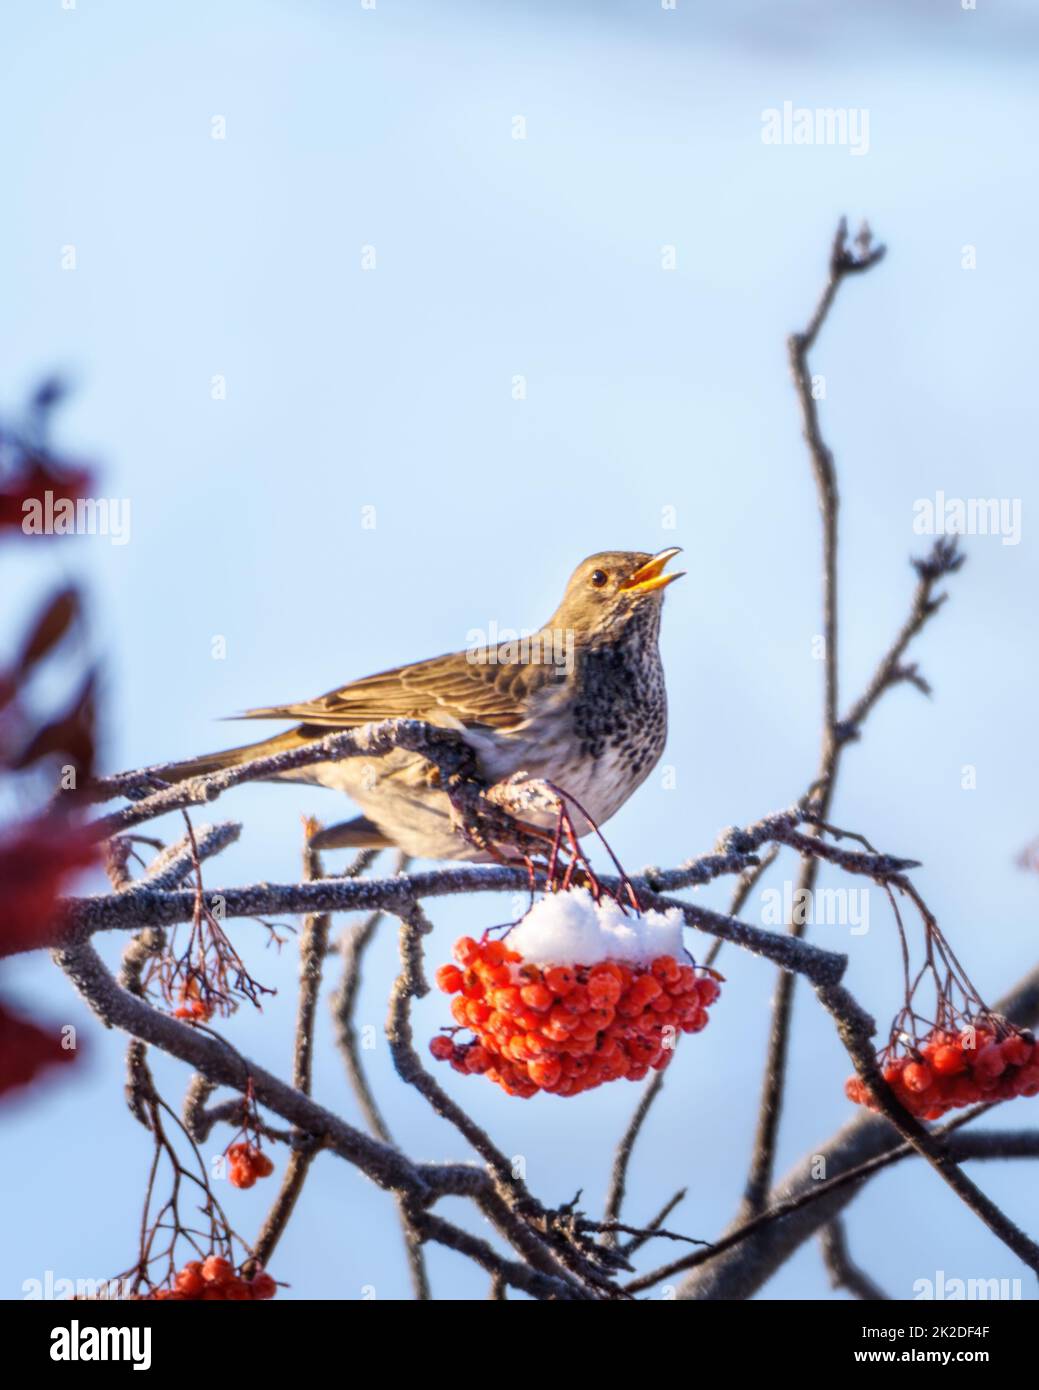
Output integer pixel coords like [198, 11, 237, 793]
[505, 888, 686, 967]
[846, 1020, 1039, 1121]
[226, 1141, 274, 1189]
[429, 891, 720, 1098]
[142, 1256, 276, 1301]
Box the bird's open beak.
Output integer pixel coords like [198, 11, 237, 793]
[619, 547, 686, 595]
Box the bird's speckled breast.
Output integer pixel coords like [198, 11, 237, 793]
[476, 603, 669, 830]
[566, 610, 668, 821]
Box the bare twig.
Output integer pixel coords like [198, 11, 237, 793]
[602, 1072, 666, 1244]
[819, 1218, 888, 1300]
[328, 849, 431, 1298]
[743, 223, 961, 1216]
[619, 1189, 688, 1258]
[246, 826, 330, 1275]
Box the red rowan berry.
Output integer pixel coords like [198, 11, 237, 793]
[650, 955, 680, 983]
[561, 983, 590, 1014]
[903, 1061, 933, 1093]
[520, 982, 554, 1012]
[681, 1009, 709, 1033]
[435, 964, 464, 994]
[492, 985, 522, 1014]
[466, 999, 492, 1025]
[932, 1044, 967, 1076]
[453, 937, 480, 966]
[588, 977, 621, 1007]
[175, 1266, 205, 1298]
[630, 975, 662, 1005]
[249, 1271, 277, 1300]
[1001, 1034, 1033, 1068]
[460, 970, 484, 998]
[464, 1045, 493, 1073]
[675, 965, 696, 993]
[229, 1160, 256, 1189]
[544, 966, 575, 996]
[202, 1256, 233, 1285]
[974, 1044, 1006, 1080]
[845, 1076, 867, 1104]
[695, 976, 721, 1007]
[528, 1056, 562, 1089]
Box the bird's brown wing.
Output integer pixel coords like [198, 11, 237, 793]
[235, 645, 562, 732]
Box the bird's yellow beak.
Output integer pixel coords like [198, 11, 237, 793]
[619, 547, 685, 595]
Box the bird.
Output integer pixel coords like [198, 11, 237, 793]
[159, 549, 685, 862]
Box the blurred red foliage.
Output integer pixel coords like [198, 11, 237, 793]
[0, 383, 99, 1101]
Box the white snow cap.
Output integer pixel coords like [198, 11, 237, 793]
[507, 888, 687, 968]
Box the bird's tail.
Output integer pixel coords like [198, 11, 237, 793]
[157, 728, 314, 783]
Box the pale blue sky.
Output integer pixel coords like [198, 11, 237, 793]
[2, 0, 1038, 1300]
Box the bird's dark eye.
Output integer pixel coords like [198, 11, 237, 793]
[590, 569, 608, 588]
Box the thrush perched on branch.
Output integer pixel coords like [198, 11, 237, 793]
[160, 549, 684, 861]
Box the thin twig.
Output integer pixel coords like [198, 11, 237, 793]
[819, 1218, 888, 1300]
[742, 223, 963, 1216]
[619, 1189, 688, 1258]
[602, 1073, 666, 1244]
[246, 826, 330, 1274]
[329, 849, 431, 1299]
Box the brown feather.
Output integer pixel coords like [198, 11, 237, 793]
[233, 646, 562, 732]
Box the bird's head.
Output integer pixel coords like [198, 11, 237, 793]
[547, 548, 685, 642]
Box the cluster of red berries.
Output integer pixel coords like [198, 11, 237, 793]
[846, 1021, 1039, 1120]
[144, 1256, 276, 1301]
[430, 936, 721, 1098]
[173, 984, 212, 1023]
[173, 999, 212, 1023]
[226, 1141, 274, 1189]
